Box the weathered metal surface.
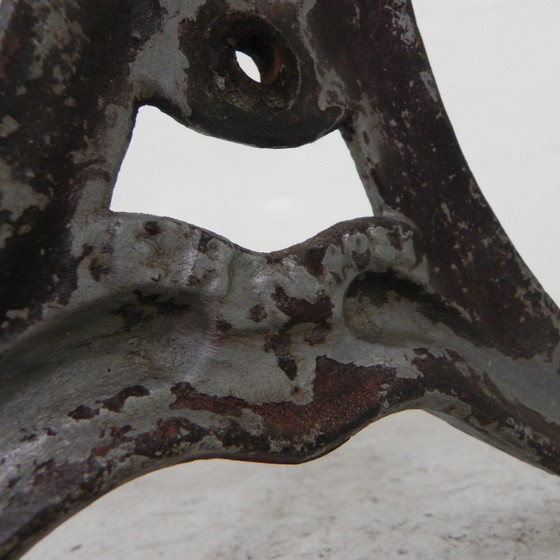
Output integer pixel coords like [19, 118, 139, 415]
[0, 0, 559, 558]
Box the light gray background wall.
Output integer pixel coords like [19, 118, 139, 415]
[24, 1, 560, 558]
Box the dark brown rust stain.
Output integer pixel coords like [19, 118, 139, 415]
[264, 332, 298, 380]
[99, 385, 150, 413]
[196, 231, 214, 253]
[89, 258, 111, 282]
[134, 418, 206, 458]
[68, 405, 99, 421]
[265, 253, 284, 265]
[215, 319, 233, 335]
[213, 318, 234, 344]
[351, 249, 371, 270]
[262, 286, 333, 379]
[7, 477, 20, 490]
[304, 324, 329, 345]
[271, 286, 332, 329]
[170, 383, 247, 417]
[303, 246, 326, 276]
[143, 221, 161, 236]
[92, 424, 133, 458]
[18, 432, 37, 444]
[385, 228, 405, 251]
[248, 303, 267, 322]
[129, 412, 273, 462]
[276, 356, 297, 380]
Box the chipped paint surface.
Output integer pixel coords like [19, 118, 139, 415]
[1, 1, 560, 559]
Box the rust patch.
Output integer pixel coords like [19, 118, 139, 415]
[351, 248, 371, 270]
[264, 332, 298, 380]
[254, 357, 407, 445]
[385, 228, 404, 251]
[68, 405, 99, 421]
[271, 286, 332, 329]
[89, 258, 111, 281]
[92, 424, 133, 458]
[249, 303, 267, 322]
[18, 432, 37, 443]
[143, 221, 160, 236]
[261, 287, 333, 379]
[303, 246, 326, 276]
[215, 319, 233, 335]
[134, 418, 206, 459]
[170, 382, 245, 416]
[170, 356, 415, 459]
[99, 385, 150, 413]
[196, 231, 214, 253]
[7, 477, 20, 490]
[304, 324, 329, 345]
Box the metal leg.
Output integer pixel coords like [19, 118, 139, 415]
[1, 1, 559, 558]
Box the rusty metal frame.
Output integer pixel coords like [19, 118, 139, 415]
[1, 1, 559, 558]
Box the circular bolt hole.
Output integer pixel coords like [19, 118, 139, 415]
[235, 50, 261, 83]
